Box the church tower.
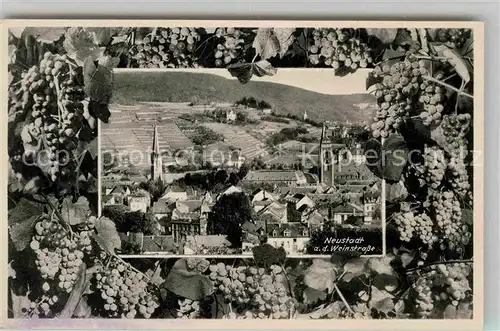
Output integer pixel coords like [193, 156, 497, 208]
[151, 123, 163, 182]
[319, 122, 335, 186]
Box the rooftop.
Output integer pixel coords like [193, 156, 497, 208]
[243, 170, 304, 182]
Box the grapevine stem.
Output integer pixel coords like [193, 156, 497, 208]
[333, 284, 353, 315]
[251, 53, 259, 64]
[41, 192, 73, 236]
[405, 259, 473, 273]
[421, 75, 473, 99]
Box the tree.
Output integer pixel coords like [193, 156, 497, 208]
[207, 192, 253, 248]
[139, 178, 165, 203]
[102, 205, 127, 229]
[229, 172, 240, 186]
[238, 163, 250, 179]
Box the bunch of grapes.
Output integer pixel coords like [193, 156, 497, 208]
[433, 29, 472, 49]
[213, 28, 245, 67]
[394, 210, 437, 247]
[415, 146, 448, 189]
[209, 262, 295, 319]
[411, 275, 434, 317]
[418, 75, 446, 126]
[93, 259, 159, 318]
[19, 51, 91, 185]
[176, 299, 200, 319]
[308, 28, 373, 70]
[441, 113, 471, 155]
[447, 154, 471, 199]
[25, 215, 96, 317]
[429, 263, 472, 307]
[131, 27, 201, 68]
[410, 262, 472, 318]
[424, 190, 471, 251]
[370, 56, 428, 138]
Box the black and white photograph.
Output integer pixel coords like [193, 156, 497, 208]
[100, 69, 384, 257]
[5, 21, 482, 328]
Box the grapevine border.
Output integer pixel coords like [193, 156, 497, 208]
[1, 22, 482, 330]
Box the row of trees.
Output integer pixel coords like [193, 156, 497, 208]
[234, 96, 272, 110]
[102, 205, 161, 235]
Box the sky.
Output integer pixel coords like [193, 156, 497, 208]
[116, 67, 370, 95]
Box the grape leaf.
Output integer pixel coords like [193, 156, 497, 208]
[382, 47, 406, 61]
[252, 28, 295, 60]
[60, 196, 90, 226]
[9, 28, 25, 39]
[98, 55, 121, 70]
[461, 208, 473, 225]
[83, 57, 114, 104]
[227, 63, 253, 84]
[92, 217, 121, 254]
[367, 255, 396, 276]
[302, 286, 327, 304]
[386, 181, 408, 202]
[366, 28, 399, 44]
[22, 27, 67, 43]
[88, 100, 111, 123]
[252, 243, 286, 268]
[10, 288, 32, 318]
[9, 214, 43, 252]
[8, 197, 45, 226]
[342, 257, 369, 282]
[252, 60, 277, 77]
[162, 259, 214, 300]
[303, 259, 338, 292]
[63, 27, 106, 66]
[381, 134, 409, 183]
[430, 43, 471, 84]
[369, 286, 394, 313]
[87, 27, 112, 46]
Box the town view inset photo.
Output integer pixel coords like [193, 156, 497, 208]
[99, 68, 385, 256]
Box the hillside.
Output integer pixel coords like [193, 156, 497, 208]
[112, 71, 376, 123]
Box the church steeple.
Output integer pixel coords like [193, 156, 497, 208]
[151, 122, 163, 182]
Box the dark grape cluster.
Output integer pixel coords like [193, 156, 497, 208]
[131, 27, 201, 68]
[434, 29, 472, 49]
[93, 259, 159, 318]
[308, 28, 373, 70]
[423, 190, 471, 251]
[209, 262, 295, 319]
[213, 28, 245, 67]
[20, 51, 91, 185]
[370, 56, 428, 138]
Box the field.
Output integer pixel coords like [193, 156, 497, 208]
[202, 122, 270, 159]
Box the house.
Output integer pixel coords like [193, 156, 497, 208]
[127, 191, 151, 213]
[217, 185, 243, 199]
[102, 194, 116, 206]
[151, 199, 172, 221]
[257, 201, 287, 223]
[303, 110, 308, 121]
[226, 109, 237, 123]
[107, 185, 131, 204]
[266, 223, 310, 254]
[362, 191, 381, 224]
[171, 199, 211, 241]
[285, 193, 316, 223]
[242, 170, 308, 186]
[251, 189, 276, 204]
[160, 188, 189, 203]
[261, 108, 272, 115]
[330, 202, 364, 224]
[224, 150, 245, 170]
